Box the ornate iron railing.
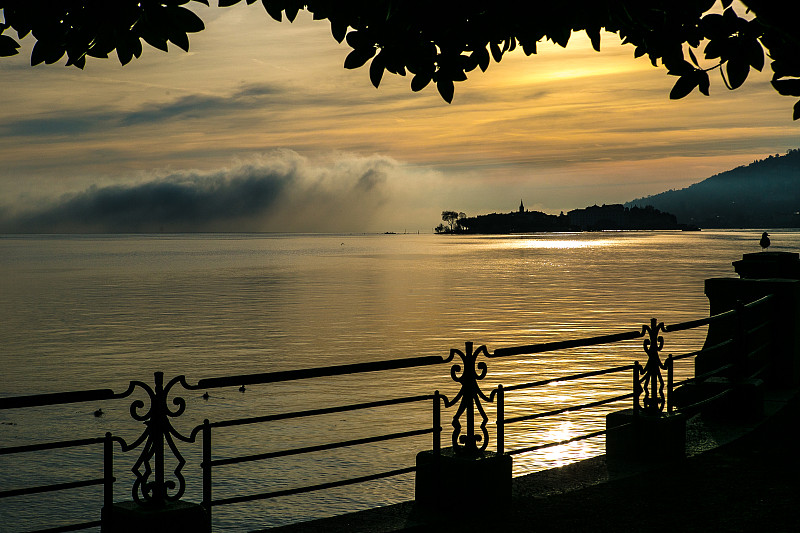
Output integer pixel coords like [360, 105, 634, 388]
[192, 393, 437, 524]
[0, 294, 775, 532]
[459, 294, 775, 459]
[0, 433, 114, 532]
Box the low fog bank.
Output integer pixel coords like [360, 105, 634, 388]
[0, 151, 449, 234]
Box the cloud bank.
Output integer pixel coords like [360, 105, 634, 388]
[0, 151, 408, 233]
[2, 84, 285, 138]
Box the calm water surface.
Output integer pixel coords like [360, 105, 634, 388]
[2, 230, 798, 531]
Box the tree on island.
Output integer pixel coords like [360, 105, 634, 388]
[2, 1, 800, 118]
[438, 210, 466, 233]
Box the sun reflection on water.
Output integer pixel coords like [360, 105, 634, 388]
[460, 232, 629, 252]
[539, 421, 594, 467]
[472, 233, 623, 251]
[512, 238, 618, 250]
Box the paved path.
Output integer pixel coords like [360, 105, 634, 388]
[500, 407, 800, 532]
[268, 389, 800, 533]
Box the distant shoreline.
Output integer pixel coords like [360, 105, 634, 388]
[436, 204, 700, 234]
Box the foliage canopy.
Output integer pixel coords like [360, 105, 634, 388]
[2, 1, 799, 118]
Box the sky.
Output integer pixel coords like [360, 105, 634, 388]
[1, 2, 798, 233]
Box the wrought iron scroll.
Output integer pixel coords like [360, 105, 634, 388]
[444, 342, 492, 456]
[114, 372, 195, 506]
[635, 318, 667, 414]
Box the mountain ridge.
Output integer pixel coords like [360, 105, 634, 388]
[625, 150, 800, 228]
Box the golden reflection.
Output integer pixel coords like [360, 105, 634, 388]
[519, 239, 617, 249]
[496, 237, 619, 250]
[539, 421, 594, 467]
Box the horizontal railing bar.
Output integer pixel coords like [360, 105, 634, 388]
[504, 393, 632, 425]
[492, 329, 643, 358]
[744, 294, 773, 309]
[493, 297, 772, 360]
[671, 350, 702, 362]
[648, 329, 737, 363]
[503, 364, 635, 392]
[211, 466, 416, 507]
[694, 362, 735, 381]
[26, 520, 104, 533]
[748, 364, 769, 381]
[211, 427, 433, 467]
[702, 338, 734, 354]
[666, 349, 740, 388]
[506, 427, 608, 456]
[682, 363, 733, 383]
[676, 363, 735, 387]
[0, 389, 116, 410]
[674, 338, 733, 365]
[746, 322, 771, 339]
[676, 387, 733, 415]
[666, 308, 740, 332]
[672, 377, 693, 388]
[745, 340, 771, 360]
[201, 394, 433, 434]
[0, 436, 106, 456]
[0, 478, 106, 499]
[666, 294, 773, 332]
[665, 315, 717, 332]
[681, 348, 764, 387]
[196, 355, 447, 389]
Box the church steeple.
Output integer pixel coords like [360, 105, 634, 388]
[519, 199, 524, 213]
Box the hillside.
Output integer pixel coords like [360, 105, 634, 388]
[626, 150, 800, 228]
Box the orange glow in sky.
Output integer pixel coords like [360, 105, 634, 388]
[0, 3, 796, 232]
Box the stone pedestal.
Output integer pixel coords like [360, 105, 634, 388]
[703, 252, 800, 387]
[415, 447, 511, 513]
[732, 251, 800, 280]
[102, 501, 208, 533]
[605, 410, 686, 462]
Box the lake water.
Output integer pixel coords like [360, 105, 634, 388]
[2, 230, 799, 531]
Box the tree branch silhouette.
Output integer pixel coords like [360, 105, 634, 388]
[1, 1, 799, 118]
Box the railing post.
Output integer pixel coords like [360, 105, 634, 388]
[103, 432, 114, 529]
[666, 355, 674, 414]
[464, 342, 477, 452]
[633, 361, 641, 415]
[152, 371, 166, 506]
[446, 341, 491, 455]
[416, 342, 511, 514]
[202, 419, 212, 531]
[106, 373, 207, 532]
[433, 391, 441, 456]
[496, 385, 504, 456]
[640, 318, 666, 414]
[607, 322, 685, 462]
[733, 300, 747, 381]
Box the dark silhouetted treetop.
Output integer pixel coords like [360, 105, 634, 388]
[2, 1, 799, 118]
[441, 210, 459, 232]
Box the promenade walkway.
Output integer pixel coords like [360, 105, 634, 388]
[269, 388, 799, 533]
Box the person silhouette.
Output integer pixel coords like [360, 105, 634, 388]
[759, 232, 770, 250]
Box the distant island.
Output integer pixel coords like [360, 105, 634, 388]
[438, 148, 800, 234]
[626, 149, 800, 228]
[435, 201, 698, 234]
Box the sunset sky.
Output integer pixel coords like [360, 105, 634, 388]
[1, 2, 797, 233]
